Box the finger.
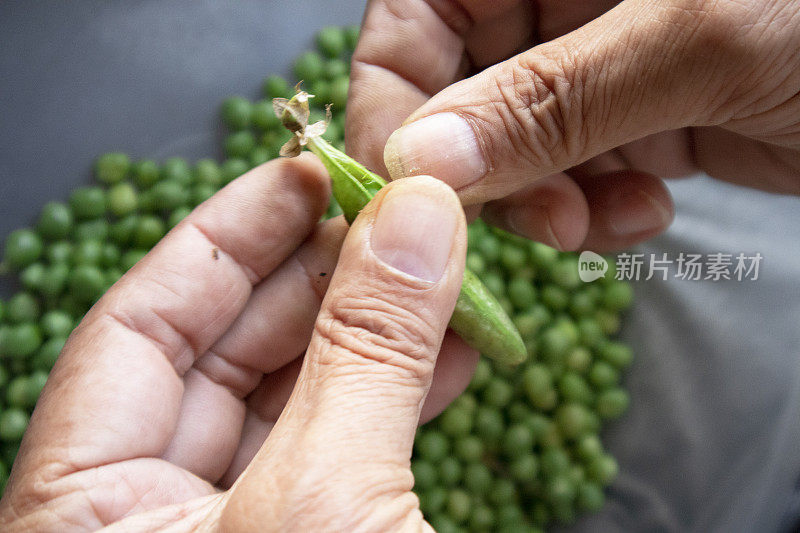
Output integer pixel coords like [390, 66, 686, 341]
[222, 176, 466, 531]
[383, 0, 743, 204]
[348, 0, 534, 176]
[160, 218, 347, 482]
[481, 172, 590, 251]
[617, 129, 699, 178]
[419, 330, 479, 423]
[573, 169, 675, 251]
[13, 156, 329, 483]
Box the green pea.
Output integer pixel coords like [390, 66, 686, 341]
[6, 292, 40, 324]
[489, 477, 518, 506]
[316, 26, 347, 58]
[94, 152, 131, 184]
[410, 459, 438, 490]
[161, 157, 193, 185]
[577, 480, 605, 511]
[446, 489, 472, 524]
[594, 308, 620, 335]
[220, 96, 252, 130]
[539, 324, 576, 362]
[415, 430, 449, 462]
[329, 76, 349, 109]
[167, 206, 192, 229]
[344, 25, 360, 49]
[481, 271, 505, 299]
[193, 158, 223, 186]
[555, 403, 593, 439]
[0, 323, 43, 358]
[454, 435, 484, 463]
[586, 454, 618, 486]
[429, 514, 459, 533]
[150, 180, 189, 211]
[39, 263, 69, 298]
[574, 434, 603, 462]
[558, 372, 594, 404]
[500, 242, 528, 271]
[469, 503, 495, 531]
[294, 51, 325, 81]
[419, 486, 447, 515]
[309, 79, 331, 105]
[541, 447, 571, 478]
[132, 159, 161, 188]
[262, 74, 290, 99]
[564, 346, 592, 373]
[69, 187, 106, 220]
[438, 456, 462, 487]
[324, 58, 349, 80]
[69, 265, 105, 303]
[72, 219, 109, 242]
[36, 202, 74, 240]
[40, 310, 74, 338]
[548, 257, 581, 289]
[0, 409, 29, 441]
[27, 370, 48, 405]
[507, 401, 530, 422]
[602, 280, 634, 311]
[72, 240, 103, 266]
[20, 262, 45, 292]
[109, 215, 139, 246]
[596, 388, 630, 420]
[58, 294, 88, 318]
[531, 502, 550, 526]
[509, 454, 538, 482]
[588, 361, 619, 389]
[529, 241, 559, 268]
[191, 184, 216, 206]
[133, 216, 166, 248]
[522, 364, 553, 402]
[468, 359, 497, 392]
[104, 267, 124, 288]
[107, 182, 138, 217]
[541, 284, 569, 311]
[438, 407, 472, 437]
[248, 146, 272, 168]
[32, 337, 65, 371]
[508, 277, 537, 310]
[465, 251, 486, 275]
[224, 131, 257, 159]
[598, 340, 634, 369]
[569, 289, 597, 318]
[46, 240, 73, 264]
[250, 100, 281, 132]
[481, 377, 513, 408]
[577, 317, 605, 348]
[473, 406, 504, 444]
[120, 249, 147, 272]
[4, 229, 44, 270]
[503, 423, 534, 457]
[100, 243, 121, 269]
[6, 376, 30, 408]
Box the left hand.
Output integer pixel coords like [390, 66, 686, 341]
[0, 156, 474, 531]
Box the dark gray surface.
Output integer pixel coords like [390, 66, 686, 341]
[2, 2, 800, 532]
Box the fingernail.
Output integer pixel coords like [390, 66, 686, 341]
[384, 113, 487, 190]
[607, 189, 673, 236]
[371, 185, 458, 282]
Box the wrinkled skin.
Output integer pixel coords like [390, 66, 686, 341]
[348, 0, 800, 252]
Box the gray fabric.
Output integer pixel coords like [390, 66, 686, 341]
[1, 2, 798, 531]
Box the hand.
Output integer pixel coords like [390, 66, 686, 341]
[0, 156, 474, 531]
[348, 0, 800, 252]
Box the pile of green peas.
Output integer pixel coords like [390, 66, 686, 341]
[0, 24, 635, 531]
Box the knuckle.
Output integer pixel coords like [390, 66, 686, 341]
[314, 292, 441, 381]
[483, 49, 588, 172]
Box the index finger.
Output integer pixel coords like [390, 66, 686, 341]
[12, 155, 329, 481]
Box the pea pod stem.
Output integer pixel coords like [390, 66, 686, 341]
[275, 92, 527, 365]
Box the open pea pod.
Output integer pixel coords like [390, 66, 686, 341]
[274, 92, 527, 365]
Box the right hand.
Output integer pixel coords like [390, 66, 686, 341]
[347, 0, 800, 252]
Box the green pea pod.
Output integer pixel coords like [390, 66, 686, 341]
[274, 92, 527, 365]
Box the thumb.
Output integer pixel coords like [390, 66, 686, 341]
[383, 0, 733, 204]
[222, 176, 466, 532]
